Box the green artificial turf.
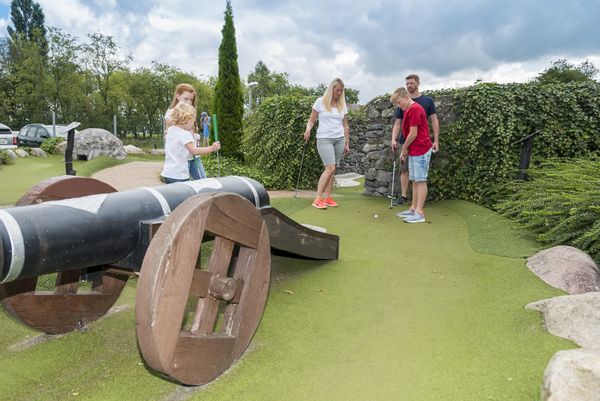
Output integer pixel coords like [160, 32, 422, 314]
[0, 185, 572, 401]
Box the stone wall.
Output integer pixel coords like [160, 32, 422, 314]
[343, 94, 458, 196]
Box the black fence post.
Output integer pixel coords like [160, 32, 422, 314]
[63, 122, 81, 176]
[513, 129, 541, 181]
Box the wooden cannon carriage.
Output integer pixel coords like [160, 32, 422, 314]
[0, 175, 338, 385]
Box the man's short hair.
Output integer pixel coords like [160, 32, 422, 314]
[405, 74, 420, 83]
[390, 87, 410, 103]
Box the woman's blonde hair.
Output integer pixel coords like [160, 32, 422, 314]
[170, 102, 197, 126]
[169, 83, 197, 108]
[322, 78, 346, 112]
[390, 87, 410, 103]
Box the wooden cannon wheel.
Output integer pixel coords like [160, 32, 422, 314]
[0, 176, 130, 334]
[136, 192, 271, 385]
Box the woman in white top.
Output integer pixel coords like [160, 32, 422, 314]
[303, 78, 350, 209]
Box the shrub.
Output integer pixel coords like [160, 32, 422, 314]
[201, 155, 278, 189]
[40, 136, 65, 154]
[426, 81, 600, 203]
[242, 95, 323, 190]
[494, 157, 600, 262]
[0, 150, 15, 166]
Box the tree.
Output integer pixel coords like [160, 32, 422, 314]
[213, 0, 244, 157]
[46, 27, 87, 124]
[83, 33, 132, 131]
[535, 59, 599, 84]
[246, 61, 290, 109]
[7, 0, 48, 57]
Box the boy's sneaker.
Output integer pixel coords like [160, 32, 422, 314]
[324, 198, 338, 207]
[312, 200, 327, 209]
[396, 208, 415, 218]
[403, 212, 425, 223]
[392, 196, 408, 206]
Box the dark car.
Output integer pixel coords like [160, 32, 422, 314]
[17, 124, 70, 147]
[0, 123, 17, 149]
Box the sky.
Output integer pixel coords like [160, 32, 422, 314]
[1, 0, 600, 103]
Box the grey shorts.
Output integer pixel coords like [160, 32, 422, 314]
[317, 137, 345, 166]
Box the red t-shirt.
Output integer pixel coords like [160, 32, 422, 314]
[401, 102, 432, 156]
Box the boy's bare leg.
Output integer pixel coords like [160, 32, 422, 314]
[414, 181, 428, 216]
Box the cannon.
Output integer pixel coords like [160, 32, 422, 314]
[0, 175, 338, 385]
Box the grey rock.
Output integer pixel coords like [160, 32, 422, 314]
[381, 108, 395, 118]
[55, 141, 68, 156]
[149, 149, 166, 156]
[526, 292, 600, 349]
[4, 149, 17, 160]
[74, 128, 127, 161]
[542, 348, 600, 401]
[15, 149, 29, 158]
[367, 108, 380, 118]
[527, 246, 600, 294]
[29, 147, 47, 158]
[123, 145, 145, 155]
[376, 170, 392, 183]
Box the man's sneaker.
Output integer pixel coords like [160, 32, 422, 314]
[396, 208, 415, 218]
[392, 196, 408, 206]
[324, 198, 338, 207]
[312, 200, 327, 209]
[403, 212, 425, 223]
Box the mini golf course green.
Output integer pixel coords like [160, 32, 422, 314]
[0, 184, 572, 401]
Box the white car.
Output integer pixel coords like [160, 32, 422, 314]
[0, 123, 17, 149]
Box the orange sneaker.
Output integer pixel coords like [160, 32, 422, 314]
[312, 200, 327, 209]
[324, 198, 338, 207]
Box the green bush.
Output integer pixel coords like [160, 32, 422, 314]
[427, 81, 600, 203]
[40, 136, 65, 154]
[0, 149, 15, 166]
[242, 95, 324, 190]
[200, 154, 278, 189]
[494, 158, 600, 262]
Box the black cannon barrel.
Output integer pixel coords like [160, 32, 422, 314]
[0, 176, 270, 283]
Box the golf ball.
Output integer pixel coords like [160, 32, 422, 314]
[374, 214, 379, 218]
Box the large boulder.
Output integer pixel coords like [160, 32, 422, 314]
[55, 140, 68, 156]
[73, 128, 127, 161]
[526, 292, 600, 348]
[542, 348, 600, 401]
[149, 148, 165, 156]
[527, 246, 600, 294]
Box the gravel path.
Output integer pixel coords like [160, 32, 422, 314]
[91, 161, 363, 197]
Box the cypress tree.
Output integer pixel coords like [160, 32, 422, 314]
[213, 0, 244, 157]
[7, 0, 48, 57]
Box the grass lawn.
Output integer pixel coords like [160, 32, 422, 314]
[0, 168, 571, 400]
[0, 154, 163, 206]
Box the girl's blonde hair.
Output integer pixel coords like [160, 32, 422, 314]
[169, 83, 197, 108]
[170, 103, 197, 126]
[322, 78, 347, 112]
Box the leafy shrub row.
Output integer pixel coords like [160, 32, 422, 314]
[40, 137, 65, 155]
[494, 158, 600, 262]
[242, 95, 323, 190]
[427, 81, 600, 203]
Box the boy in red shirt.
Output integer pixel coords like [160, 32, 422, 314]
[390, 87, 433, 223]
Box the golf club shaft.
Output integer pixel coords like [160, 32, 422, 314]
[295, 141, 307, 197]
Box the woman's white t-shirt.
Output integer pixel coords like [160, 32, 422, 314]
[312, 97, 348, 139]
[161, 125, 194, 179]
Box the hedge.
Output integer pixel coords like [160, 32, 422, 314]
[427, 81, 600, 203]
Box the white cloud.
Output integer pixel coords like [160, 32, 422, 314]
[2, 0, 600, 104]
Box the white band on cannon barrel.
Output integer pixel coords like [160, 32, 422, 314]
[232, 176, 261, 208]
[142, 187, 172, 216]
[0, 210, 26, 284]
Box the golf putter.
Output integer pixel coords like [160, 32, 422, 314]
[294, 140, 308, 198]
[388, 148, 397, 209]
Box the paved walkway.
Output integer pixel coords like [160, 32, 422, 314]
[91, 161, 363, 197]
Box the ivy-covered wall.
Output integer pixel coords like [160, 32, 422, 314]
[361, 81, 600, 203]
